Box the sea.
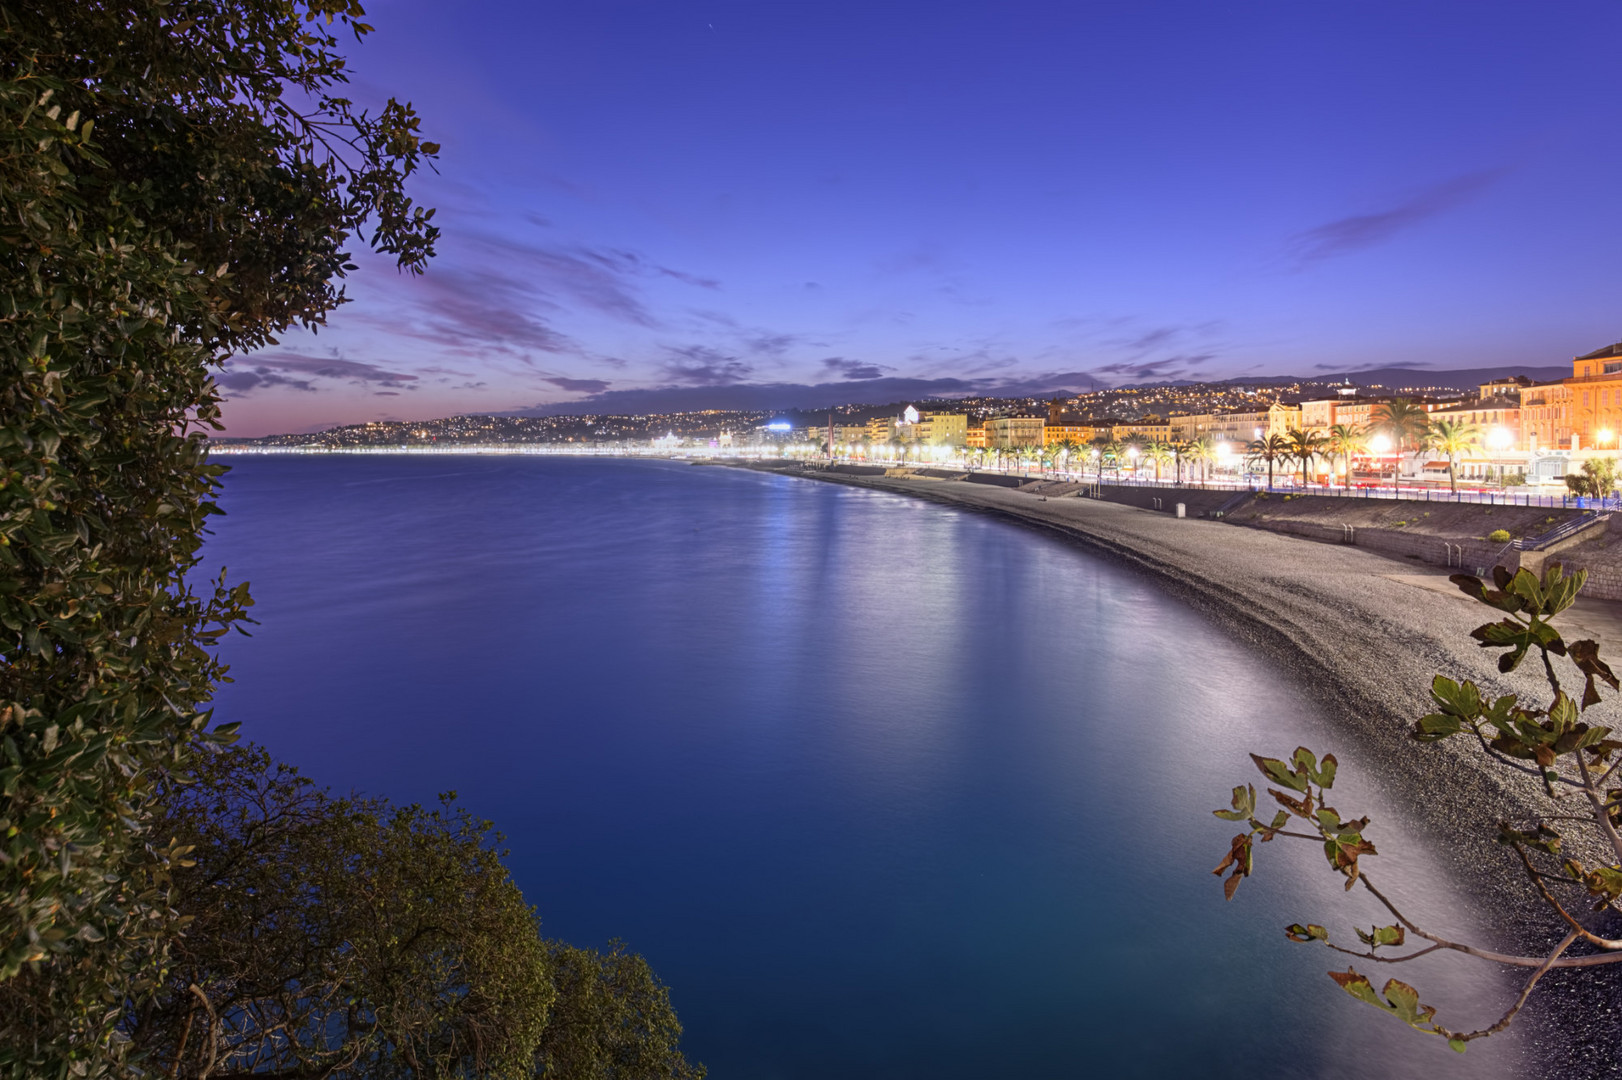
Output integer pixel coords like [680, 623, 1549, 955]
[203, 454, 1535, 1079]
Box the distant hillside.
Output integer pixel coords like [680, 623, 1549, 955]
[1287, 365, 1569, 391]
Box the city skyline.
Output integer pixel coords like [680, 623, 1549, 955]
[218, 1, 1622, 436]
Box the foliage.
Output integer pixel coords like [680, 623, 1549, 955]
[1285, 427, 1326, 487]
[1424, 420, 1481, 495]
[1325, 423, 1367, 489]
[124, 746, 551, 1079]
[0, 1, 437, 1073]
[1245, 433, 1290, 489]
[1487, 529, 1512, 543]
[1213, 563, 1622, 1050]
[538, 941, 707, 1080]
[1369, 398, 1431, 453]
[1564, 457, 1619, 499]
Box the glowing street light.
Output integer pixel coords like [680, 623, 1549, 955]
[1488, 427, 1513, 451]
[1369, 433, 1393, 454]
[1601, 428, 1616, 448]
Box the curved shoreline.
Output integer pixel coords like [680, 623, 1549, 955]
[762, 466, 1622, 1071]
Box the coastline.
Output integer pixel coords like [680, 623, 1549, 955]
[767, 468, 1621, 890]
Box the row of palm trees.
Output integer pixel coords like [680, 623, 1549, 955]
[1004, 399, 1486, 494]
[836, 398, 1491, 493]
[1244, 400, 1485, 493]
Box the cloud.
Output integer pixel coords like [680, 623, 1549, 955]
[657, 266, 721, 289]
[217, 353, 419, 395]
[544, 375, 612, 394]
[1091, 354, 1214, 380]
[659, 345, 755, 386]
[348, 233, 723, 361]
[1287, 169, 1505, 267]
[821, 356, 893, 381]
[510, 369, 1109, 416]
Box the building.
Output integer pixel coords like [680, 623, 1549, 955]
[984, 415, 1045, 449]
[966, 425, 987, 449]
[1298, 399, 1338, 433]
[1519, 381, 1574, 451]
[1204, 403, 1300, 445]
[865, 416, 897, 445]
[1043, 422, 1091, 447]
[1565, 342, 1622, 451]
[899, 407, 968, 446]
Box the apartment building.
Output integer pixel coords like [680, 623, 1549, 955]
[984, 415, 1046, 449]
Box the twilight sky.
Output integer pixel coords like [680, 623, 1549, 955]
[219, 0, 1622, 435]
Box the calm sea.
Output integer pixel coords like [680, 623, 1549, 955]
[204, 455, 1532, 1079]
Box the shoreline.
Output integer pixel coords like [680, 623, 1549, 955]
[768, 467, 1622, 1067]
[763, 475, 1614, 882]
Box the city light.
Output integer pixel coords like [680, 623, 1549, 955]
[1369, 434, 1392, 453]
[1488, 427, 1513, 450]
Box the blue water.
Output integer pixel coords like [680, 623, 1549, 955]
[204, 456, 1531, 1079]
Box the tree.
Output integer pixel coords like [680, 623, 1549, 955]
[1370, 398, 1431, 453]
[1325, 423, 1367, 490]
[1565, 457, 1620, 500]
[124, 746, 705, 1080]
[1, 3, 438, 1073]
[1212, 563, 1622, 1051]
[538, 941, 707, 1080]
[1424, 420, 1481, 494]
[1185, 435, 1216, 484]
[1285, 427, 1327, 488]
[1245, 434, 1291, 489]
[1145, 439, 1173, 482]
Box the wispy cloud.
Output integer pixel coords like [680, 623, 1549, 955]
[821, 356, 893, 380]
[659, 345, 755, 386]
[543, 375, 612, 394]
[1287, 169, 1505, 268]
[218, 353, 420, 396]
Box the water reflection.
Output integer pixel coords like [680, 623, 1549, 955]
[207, 457, 1533, 1079]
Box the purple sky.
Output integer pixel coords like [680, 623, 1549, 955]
[219, 1, 1622, 435]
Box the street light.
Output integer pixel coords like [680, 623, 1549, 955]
[1601, 428, 1615, 448]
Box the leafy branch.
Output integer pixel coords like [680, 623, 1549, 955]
[1213, 563, 1622, 1052]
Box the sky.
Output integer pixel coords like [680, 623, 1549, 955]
[218, 0, 1622, 435]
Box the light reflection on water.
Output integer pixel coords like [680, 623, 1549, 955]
[206, 456, 1532, 1079]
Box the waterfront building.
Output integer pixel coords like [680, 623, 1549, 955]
[1519, 381, 1574, 451]
[1044, 423, 1090, 447]
[1168, 413, 1210, 443]
[1564, 342, 1622, 452]
[985, 415, 1046, 449]
[1298, 399, 1337, 433]
[966, 425, 987, 449]
[909, 410, 969, 446]
[1205, 403, 1300, 445]
[866, 416, 897, 444]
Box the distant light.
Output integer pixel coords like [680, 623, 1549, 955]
[766, 421, 792, 432]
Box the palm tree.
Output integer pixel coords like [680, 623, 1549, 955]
[1245, 433, 1291, 489]
[1285, 427, 1327, 488]
[1424, 419, 1481, 494]
[1091, 434, 1111, 480]
[1324, 423, 1367, 489]
[1056, 438, 1079, 475]
[1145, 439, 1173, 482]
[1184, 435, 1215, 484]
[1370, 398, 1430, 453]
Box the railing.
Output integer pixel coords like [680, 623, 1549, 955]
[959, 467, 1619, 511]
[1513, 512, 1612, 551]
